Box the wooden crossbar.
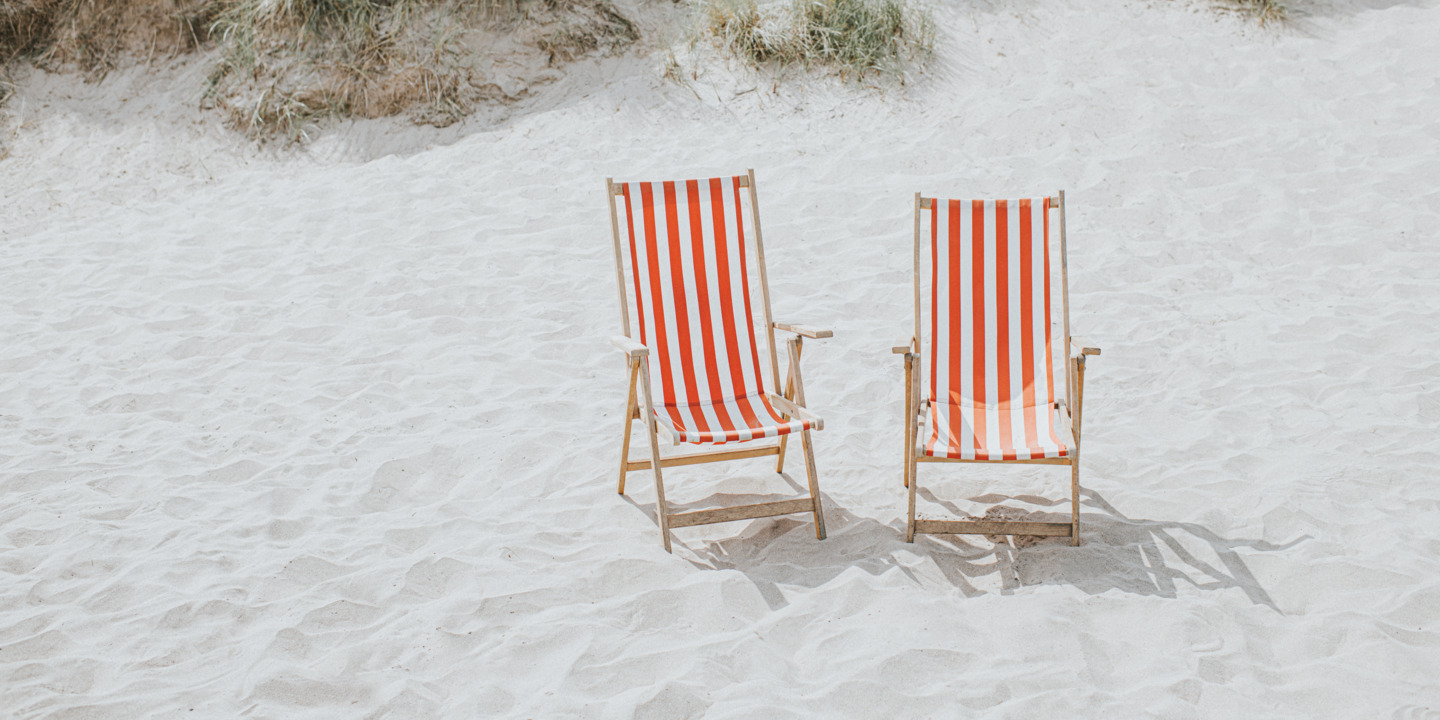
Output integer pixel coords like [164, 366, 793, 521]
[625, 445, 780, 471]
[613, 175, 750, 194]
[668, 498, 815, 529]
[913, 519, 1073, 537]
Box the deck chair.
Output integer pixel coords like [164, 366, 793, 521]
[606, 170, 830, 553]
[895, 192, 1101, 545]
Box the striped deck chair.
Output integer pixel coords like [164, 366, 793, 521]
[895, 192, 1101, 545]
[606, 169, 831, 552]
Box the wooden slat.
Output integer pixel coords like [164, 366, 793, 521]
[607, 178, 631, 336]
[913, 193, 923, 356]
[1058, 189, 1073, 435]
[625, 445, 780, 471]
[913, 519, 1073, 537]
[667, 498, 814, 529]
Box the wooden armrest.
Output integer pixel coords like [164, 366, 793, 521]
[766, 393, 824, 429]
[1070, 336, 1101, 357]
[892, 336, 916, 355]
[773, 322, 833, 339]
[610, 335, 648, 358]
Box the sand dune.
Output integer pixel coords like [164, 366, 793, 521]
[3, 0, 1440, 715]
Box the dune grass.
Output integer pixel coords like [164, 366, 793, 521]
[1231, 0, 1286, 24]
[0, 0, 637, 140]
[205, 0, 447, 139]
[1, 0, 211, 75]
[698, 0, 934, 82]
[205, 0, 637, 140]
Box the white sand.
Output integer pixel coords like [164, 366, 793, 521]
[3, 0, 1440, 715]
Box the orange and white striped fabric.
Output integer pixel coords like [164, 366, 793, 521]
[618, 176, 812, 445]
[923, 198, 1070, 460]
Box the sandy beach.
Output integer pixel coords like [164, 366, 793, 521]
[2, 0, 1440, 715]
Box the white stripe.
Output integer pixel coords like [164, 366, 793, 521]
[1005, 200, 1029, 459]
[931, 200, 949, 456]
[981, 201, 1001, 456]
[957, 200, 977, 459]
[1041, 200, 1065, 455]
[1036, 198, 1059, 455]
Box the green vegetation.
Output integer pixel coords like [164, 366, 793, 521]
[698, 0, 934, 81]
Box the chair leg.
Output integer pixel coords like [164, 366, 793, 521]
[636, 360, 672, 553]
[799, 427, 826, 540]
[902, 354, 913, 488]
[775, 338, 802, 474]
[1070, 459, 1081, 547]
[618, 358, 640, 495]
[905, 437, 918, 543]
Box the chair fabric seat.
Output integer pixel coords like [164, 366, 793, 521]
[617, 175, 817, 447]
[921, 400, 1069, 460]
[657, 392, 813, 445]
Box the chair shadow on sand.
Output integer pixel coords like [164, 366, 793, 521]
[626, 477, 1307, 612]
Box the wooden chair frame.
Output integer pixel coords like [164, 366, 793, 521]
[606, 169, 830, 553]
[894, 190, 1101, 546]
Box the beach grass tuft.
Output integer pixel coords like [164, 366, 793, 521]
[699, 0, 933, 81]
[1, 0, 213, 77]
[1230, 0, 1287, 24]
[204, 0, 638, 140]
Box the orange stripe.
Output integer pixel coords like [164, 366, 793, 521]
[661, 182, 708, 435]
[947, 201, 967, 453]
[994, 200, 1014, 460]
[1018, 199, 1040, 453]
[969, 200, 987, 454]
[686, 179, 736, 438]
[638, 183, 678, 411]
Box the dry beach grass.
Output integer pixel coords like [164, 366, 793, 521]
[3, 0, 1282, 142]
